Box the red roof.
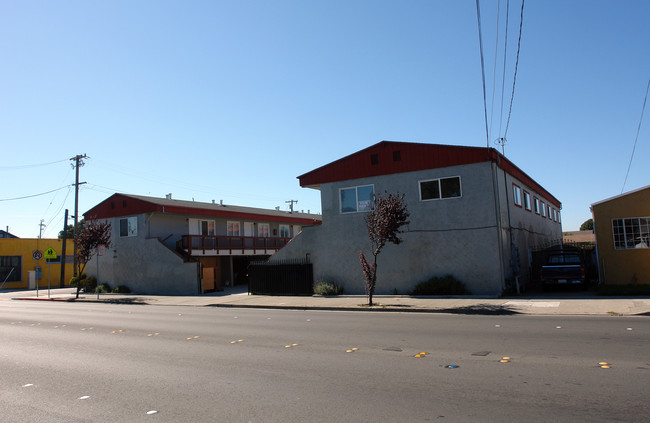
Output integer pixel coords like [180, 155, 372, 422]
[298, 141, 561, 208]
[84, 194, 322, 225]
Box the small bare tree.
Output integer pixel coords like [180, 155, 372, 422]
[75, 219, 111, 298]
[359, 192, 410, 306]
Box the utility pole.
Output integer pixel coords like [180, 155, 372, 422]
[70, 154, 88, 276]
[60, 209, 68, 287]
[38, 219, 46, 238]
[285, 199, 298, 213]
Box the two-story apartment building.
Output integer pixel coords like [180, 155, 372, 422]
[84, 194, 321, 295]
[271, 141, 562, 295]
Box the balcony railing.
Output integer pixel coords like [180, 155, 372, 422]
[178, 235, 291, 256]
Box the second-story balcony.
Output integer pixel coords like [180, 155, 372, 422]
[177, 235, 291, 256]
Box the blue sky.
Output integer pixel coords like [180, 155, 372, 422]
[1, 0, 648, 238]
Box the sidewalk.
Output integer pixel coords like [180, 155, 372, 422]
[3, 287, 650, 316]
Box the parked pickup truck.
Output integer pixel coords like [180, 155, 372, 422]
[540, 252, 586, 289]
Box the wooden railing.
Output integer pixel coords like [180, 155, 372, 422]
[178, 235, 291, 255]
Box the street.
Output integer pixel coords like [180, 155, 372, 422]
[1, 300, 648, 422]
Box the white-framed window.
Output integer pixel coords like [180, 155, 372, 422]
[419, 176, 462, 201]
[227, 221, 240, 236]
[612, 217, 650, 249]
[512, 184, 522, 207]
[340, 184, 374, 213]
[279, 225, 290, 238]
[541, 202, 547, 218]
[258, 223, 270, 237]
[119, 216, 137, 237]
[552, 209, 557, 222]
[534, 198, 540, 214]
[557, 211, 561, 224]
[523, 191, 531, 211]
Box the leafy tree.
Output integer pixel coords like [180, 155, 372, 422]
[74, 219, 111, 298]
[359, 192, 410, 306]
[58, 219, 84, 239]
[580, 218, 594, 231]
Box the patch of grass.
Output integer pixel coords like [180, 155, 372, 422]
[411, 275, 470, 296]
[597, 284, 650, 296]
[313, 281, 343, 296]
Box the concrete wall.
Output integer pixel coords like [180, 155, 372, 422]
[273, 161, 561, 295]
[86, 215, 199, 295]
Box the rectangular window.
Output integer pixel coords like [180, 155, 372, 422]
[523, 191, 531, 211]
[419, 176, 462, 201]
[512, 184, 522, 207]
[119, 216, 137, 237]
[340, 185, 375, 213]
[552, 209, 557, 222]
[541, 202, 547, 217]
[227, 221, 240, 236]
[0, 256, 21, 282]
[613, 217, 650, 249]
[534, 198, 540, 214]
[279, 225, 290, 238]
[258, 223, 270, 237]
[200, 220, 215, 236]
[557, 211, 561, 224]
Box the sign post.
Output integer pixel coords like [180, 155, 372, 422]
[44, 247, 57, 299]
[96, 245, 105, 300]
[32, 250, 43, 297]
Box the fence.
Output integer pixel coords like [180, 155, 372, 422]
[247, 258, 313, 295]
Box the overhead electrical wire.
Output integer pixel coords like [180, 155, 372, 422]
[621, 77, 650, 193]
[0, 158, 69, 170]
[503, 0, 525, 139]
[498, 0, 510, 139]
[488, 0, 502, 142]
[0, 185, 71, 201]
[475, 0, 491, 148]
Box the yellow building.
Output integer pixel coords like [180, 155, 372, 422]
[0, 238, 75, 289]
[591, 185, 650, 285]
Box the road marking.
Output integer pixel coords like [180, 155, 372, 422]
[414, 352, 428, 358]
[23, 384, 34, 387]
[79, 396, 90, 400]
[146, 410, 158, 415]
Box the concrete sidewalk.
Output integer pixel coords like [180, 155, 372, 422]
[3, 287, 650, 316]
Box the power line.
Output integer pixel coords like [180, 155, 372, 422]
[0, 185, 71, 201]
[475, 0, 490, 148]
[622, 77, 650, 193]
[503, 0, 525, 139]
[498, 0, 510, 139]
[488, 0, 502, 142]
[0, 158, 69, 170]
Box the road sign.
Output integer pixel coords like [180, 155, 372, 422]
[44, 247, 57, 260]
[32, 250, 43, 261]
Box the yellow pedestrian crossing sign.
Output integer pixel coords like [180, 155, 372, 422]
[44, 247, 57, 260]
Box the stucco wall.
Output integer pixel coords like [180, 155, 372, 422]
[0, 238, 75, 289]
[86, 215, 199, 295]
[592, 187, 650, 285]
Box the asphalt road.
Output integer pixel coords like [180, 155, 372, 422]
[1, 301, 648, 422]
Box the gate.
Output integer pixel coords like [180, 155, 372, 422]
[248, 259, 313, 295]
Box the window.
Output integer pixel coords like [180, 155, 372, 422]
[258, 223, 270, 237]
[279, 225, 290, 238]
[534, 198, 540, 214]
[0, 256, 21, 282]
[340, 185, 374, 213]
[612, 217, 650, 250]
[420, 176, 462, 201]
[523, 191, 531, 211]
[200, 220, 215, 236]
[119, 216, 137, 237]
[512, 184, 522, 207]
[557, 211, 561, 224]
[552, 209, 557, 222]
[541, 202, 546, 217]
[227, 222, 240, 236]
[370, 154, 378, 165]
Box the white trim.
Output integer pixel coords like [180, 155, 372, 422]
[339, 184, 375, 214]
[418, 175, 463, 202]
[591, 184, 650, 208]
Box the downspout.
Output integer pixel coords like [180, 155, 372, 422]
[501, 165, 520, 294]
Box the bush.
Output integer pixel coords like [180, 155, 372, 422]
[82, 277, 97, 293]
[313, 281, 343, 296]
[69, 273, 87, 287]
[411, 275, 470, 296]
[96, 283, 111, 293]
[113, 285, 131, 294]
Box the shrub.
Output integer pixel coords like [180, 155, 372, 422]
[82, 277, 97, 293]
[69, 273, 87, 287]
[411, 275, 470, 296]
[113, 285, 131, 293]
[96, 283, 111, 293]
[313, 281, 343, 296]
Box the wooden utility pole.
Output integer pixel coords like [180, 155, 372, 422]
[60, 208, 68, 287]
[70, 154, 87, 276]
[285, 199, 298, 213]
